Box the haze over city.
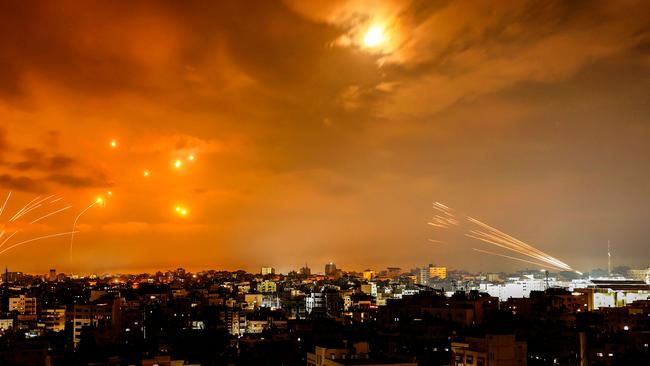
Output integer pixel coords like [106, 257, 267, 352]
[1, 0, 650, 275]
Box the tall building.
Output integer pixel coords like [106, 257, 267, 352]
[325, 262, 337, 276]
[418, 267, 430, 286]
[261, 266, 275, 275]
[48, 269, 57, 282]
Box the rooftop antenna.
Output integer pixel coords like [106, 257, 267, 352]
[607, 240, 611, 277]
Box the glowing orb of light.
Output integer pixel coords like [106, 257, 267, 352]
[181, 209, 187, 216]
[96, 197, 104, 204]
[175, 206, 181, 212]
[363, 25, 387, 47]
[188, 155, 195, 161]
[144, 170, 150, 177]
[107, 191, 112, 196]
[174, 160, 182, 168]
[110, 140, 117, 148]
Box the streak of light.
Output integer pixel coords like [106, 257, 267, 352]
[0, 191, 11, 216]
[29, 206, 72, 224]
[49, 197, 64, 203]
[466, 232, 572, 271]
[428, 239, 445, 244]
[0, 231, 80, 256]
[467, 230, 570, 270]
[10, 196, 42, 221]
[467, 217, 573, 270]
[471, 248, 566, 272]
[70, 199, 102, 262]
[12, 194, 57, 221]
[0, 231, 18, 248]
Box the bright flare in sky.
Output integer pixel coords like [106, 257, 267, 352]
[363, 25, 387, 47]
[144, 170, 150, 177]
[110, 140, 117, 148]
[174, 160, 182, 168]
[188, 155, 195, 161]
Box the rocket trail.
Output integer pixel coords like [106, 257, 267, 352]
[467, 229, 572, 271]
[10, 195, 42, 222]
[0, 191, 10, 217]
[467, 216, 572, 270]
[472, 248, 566, 272]
[467, 217, 572, 270]
[428, 201, 579, 273]
[29, 206, 72, 224]
[0, 231, 80, 256]
[0, 231, 18, 248]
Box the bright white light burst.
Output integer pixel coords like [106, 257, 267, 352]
[364, 25, 387, 47]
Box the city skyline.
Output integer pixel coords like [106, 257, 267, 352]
[1, 1, 650, 274]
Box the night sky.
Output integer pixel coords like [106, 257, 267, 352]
[1, 0, 649, 274]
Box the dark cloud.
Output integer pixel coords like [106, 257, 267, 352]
[46, 173, 112, 189]
[0, 0, 649, 272]
[0, 174, 44, 192]
[12, 148, 76, 172]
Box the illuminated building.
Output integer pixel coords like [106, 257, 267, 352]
[362, 269, 375, 280]
[261, 266, 276, 275]
[0, 319, 14, 331]
[628, 268, 650, 284]
[429, 266, 447, 280]
[9, 295, 37, 315]
[479, 275, 548, 301]
[40, 308, 66, 332]
[361, 283, 378, 298]
[575, 279, 650, 310]
[418, 267, 430, 286]
[256, 280, 277, 293]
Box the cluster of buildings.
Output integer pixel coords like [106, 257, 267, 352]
[0, 264, 647, 365]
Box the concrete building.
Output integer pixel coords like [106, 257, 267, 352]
[418, 267, 430, 286]
[452, 334, 527, 366]
[429, 266, 447, 280]
[362, 269, 375, 280]
[261, 266, 276, 275]
[0, 319, 14, 331]
[9, 295, 37, 315]
[40, 308, 66, 332]
[575, 279, 650, 310]
[257, 280, 277, 293]
[325, 263, 337, 277]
